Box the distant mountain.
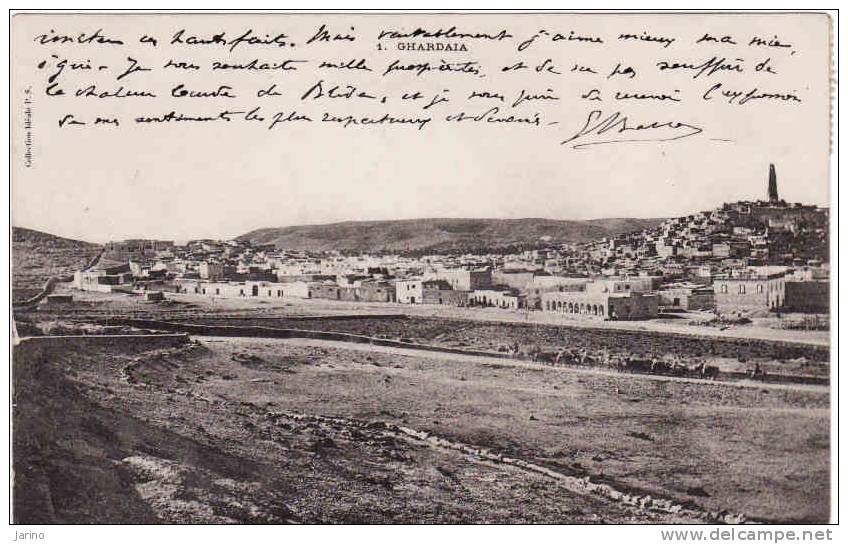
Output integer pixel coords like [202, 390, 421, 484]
[237, 218, 664, 253]
[12, 226, 98, 248]
[12, 227, 101, 298]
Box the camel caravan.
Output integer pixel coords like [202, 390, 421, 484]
[502, 343, 724, 381]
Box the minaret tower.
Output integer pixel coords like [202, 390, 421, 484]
[768, 163, 779, 204]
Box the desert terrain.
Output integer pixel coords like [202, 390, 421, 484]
[11, 227, 101, 302]
[13, 288, 830, 524]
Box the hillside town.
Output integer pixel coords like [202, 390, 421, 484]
[72, 165, 829, 321]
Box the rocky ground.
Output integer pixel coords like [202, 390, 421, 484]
[11, 228, 101, 301]
[13, 334, 830, 524]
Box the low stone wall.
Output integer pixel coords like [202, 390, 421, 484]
[81, 248, 105, 272]
[16, 333, 191, 351]
[178, 314, 407, 322]
[101, 318, 829, 386]
[12, 249, 104, 308]
[12, 277, 59, 308]
[785, 281, 829, 313]
[104, 318, 513, 360]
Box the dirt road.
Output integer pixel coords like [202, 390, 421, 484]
[199, 336, 827, 394]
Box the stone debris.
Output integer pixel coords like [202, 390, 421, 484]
[263, 409, 750, 525]
[114, 344, 750, 525]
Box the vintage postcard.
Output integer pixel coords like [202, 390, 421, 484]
[8, 10, 835, 530]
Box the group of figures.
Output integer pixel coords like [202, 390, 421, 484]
[506, 343, 725, 380]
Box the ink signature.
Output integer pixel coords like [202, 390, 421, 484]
[562, 110, 703, 149]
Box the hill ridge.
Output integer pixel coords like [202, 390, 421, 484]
[237, 217, 664, 253]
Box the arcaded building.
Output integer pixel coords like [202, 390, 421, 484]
[541, 280, 659, 320]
